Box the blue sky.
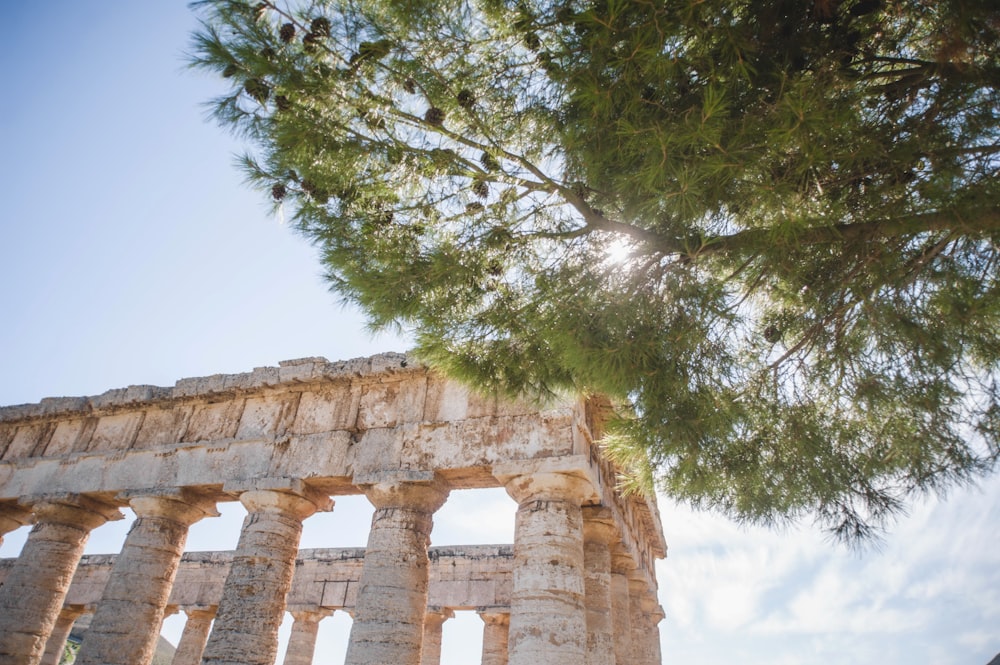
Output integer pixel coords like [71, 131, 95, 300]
[1, 4, 998, 664]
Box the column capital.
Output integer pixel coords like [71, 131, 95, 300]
[493, 456, 599, 505]
[225, 478, 333, 519]
[22, 494, 123, 529]
[424, 607, 455, 624]
[55, 604, 87, 622]
[360, 478, 450, 513]
[117, 488, 219, 525]
[501, 470, 596, 505]
[626, 577, 661, 613]
[288, 606, 334, 622]
[0, 501, 31, 536]
[610, 544, 638, 574]
[582, 506, 618, 544]
[478, 611, 510, 626]
[646, 604, 666, 624]
[182, 606, 218, 620]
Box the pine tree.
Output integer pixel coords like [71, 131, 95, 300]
[190, 0, 1000, 543]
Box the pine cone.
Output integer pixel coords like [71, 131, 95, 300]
[310, 17, 331, 37]
[473, 178, 489, 199]
[403, 78, 417, 94]
[279, 23, 296, 43]
[480, 151, 500, 172]
[271, 183, 287, 201]
[275, 95, 291, 112]
[457, 89, 475, 110]
[524, 32, 541, 51]
[222, 63, 239, 78]
[424, 107, 446, 126]
[244, 79, 270, 103]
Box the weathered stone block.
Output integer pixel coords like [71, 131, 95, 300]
[236, 394, 299, 440]
[356, 378, 427, 430]
[183, 401, 243, 442]
[3, 423, 51, 460]
[88, 413, 143, 452]
[43, 419, 86, 457]
[133, 406, 191, 450]
[292, 385, 361, 434]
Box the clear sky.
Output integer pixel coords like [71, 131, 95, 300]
[1, 3, 998, 665]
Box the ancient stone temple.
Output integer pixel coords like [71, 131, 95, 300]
[0, 353, 666, 665]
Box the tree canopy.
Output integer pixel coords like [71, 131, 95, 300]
[190, 0, 1000, 543]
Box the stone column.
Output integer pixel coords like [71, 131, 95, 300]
[478, 612, 509, 665]
[39, 605, 85, 665]
[201, 479, 332, 665]
[171, 607, 216, 665]
[497, 469, 594, 665]
[609, 549, 636, 665]
[76, 489, 218, 665]
[0, 494, 122, 665]
[582, 507, 616, 665]
[344, 477, 449, 665]
[282, 607, 332, 665]
[420, 607, 453, 665]
[643, 604, 665, 665]
[627, 576, 663, 665]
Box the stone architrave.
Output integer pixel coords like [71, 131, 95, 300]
[582, 507, 617, 665]
[170, 607, 216, 665]
[609, 548, 636, 665]
[282, 607, 333, 665]
[419, 607, 453, 665]
[0, 495, 122, 665]
[39, 605, 85, 665]
[478, 612, 509, 665]
[200, 480, 332, 665]
[495, 464, 596, 665]
[76, 489, 218, 665]
[344, 476, 450, 665]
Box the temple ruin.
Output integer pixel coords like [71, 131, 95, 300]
[0, 353, 666, 665]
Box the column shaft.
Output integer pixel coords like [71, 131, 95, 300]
[201, 485, 330, 665]
[77, 490, 217, 665]
[419, 608, 452, 665]
[39, 606, 84, 665]
[0, 496, 121, 665]
[609, 552, 634, 665]
[627, 578, 663, 665]
[282, 609, 331, 665]
[344, 480, 449, 665]
[170, 608, 215, 665]
[478, 613, 509, 665]
[503, 472, 590, 665]
[582, 508, 616, 665]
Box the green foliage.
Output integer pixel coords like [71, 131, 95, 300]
[191, 0, 1000, 544]
[60, 639, 80, 664]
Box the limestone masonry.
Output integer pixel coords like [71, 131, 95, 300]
[0, 353, 666, 665]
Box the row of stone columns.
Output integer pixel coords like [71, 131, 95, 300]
[0, 471, 663, 665]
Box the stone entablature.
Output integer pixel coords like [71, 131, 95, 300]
[0, 355, 666, 665]
[0, 546, 515, 611]
[0, 354, 664, 584]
